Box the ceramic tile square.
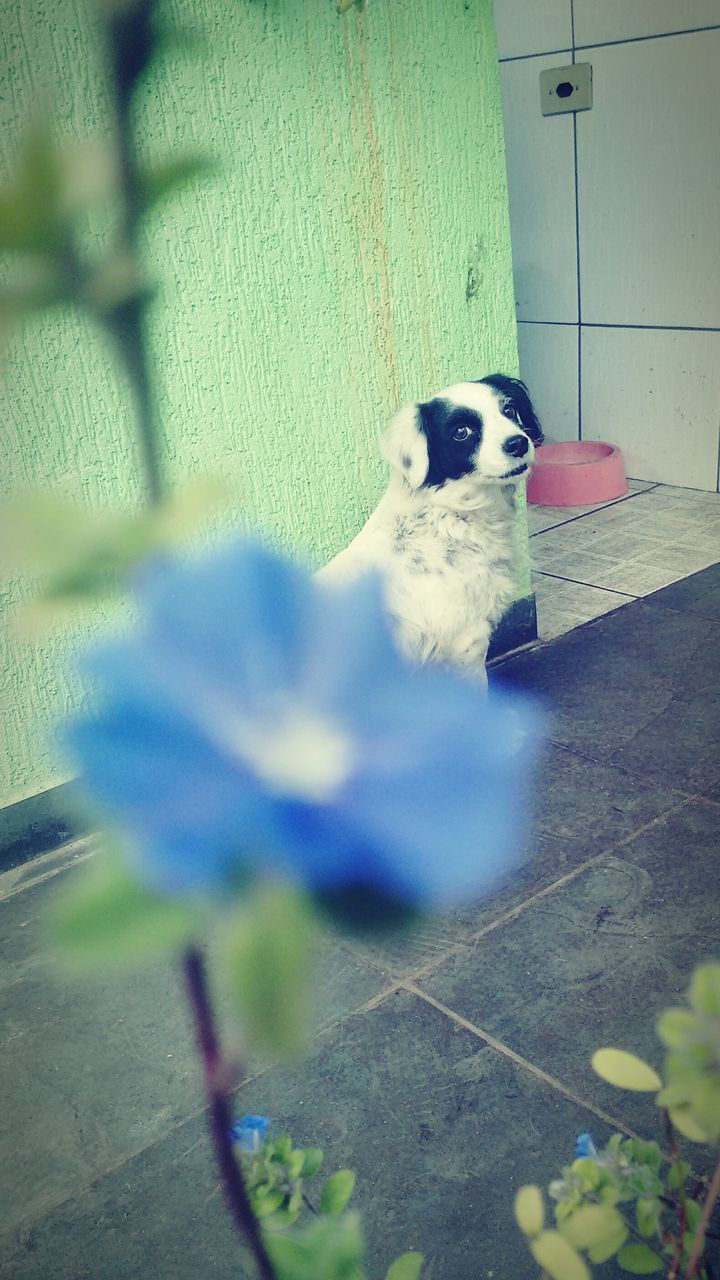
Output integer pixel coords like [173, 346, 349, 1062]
[574, 0, 720, 47]
[0, 862, 390, 1240]
[421, 802, 720, 1154]
[581, 327, 720, 488]
[493, 0, 572, 58]
[527, 504, 571, 533]
[517, 323, 579, 441]
[541, 551, 634, 585]
[577, 30, 720, 327]
[539, 579, 629, 619]
[499, 588, 720, 793]
[634, 542, 718, 576]
[591, 561, 686, 595]
[499, 56, 577, 322]
[537, 607, 588, 640]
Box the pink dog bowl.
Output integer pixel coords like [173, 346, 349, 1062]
[527, 441, 627, 507]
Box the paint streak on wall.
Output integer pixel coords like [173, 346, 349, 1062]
[0, 0, 525, 807]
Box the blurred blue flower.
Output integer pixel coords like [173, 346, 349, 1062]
[574, 1133, 598, 1159]
[65, 539, 541, 907]
[230, 1114, 270, 1152]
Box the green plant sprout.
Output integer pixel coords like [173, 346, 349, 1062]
[515, 963, 720, 1280]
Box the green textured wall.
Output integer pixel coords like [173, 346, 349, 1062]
[1, 0, 526, 809]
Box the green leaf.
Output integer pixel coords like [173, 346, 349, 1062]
[302, 1148, 324, 1178]
[617, 1242, 663, 1274]
[628, 1140, 662, 1172]
[253, 1188, 285, 1218]
[138, 154, 215, 214]
[657, 1008, 703, 1049]
[272, 1136, 292, 1163]
[514, 1185, 544, 1237]
[689, 963, 720, 1017]
[560, 1204, 625, 1250]
[685, 1198, 701, 1232]
[0, 122, 67, 253]
[0, 484, 226, 615]
[219, 883, 316, 1057]
[51, 846, 197, 967]
[530, 1230, 590, 1280]
[287, 1150, 305, 1180]
[666, 1158, 691, 1191]
[689, 1076, 720, 1141]
[592, 1049, 662, 1092]
[571, 1157, 601, 1189]
[320, 1170, 356, 1216]
[385, 1253, 424, 1280]
[657, 1080, 695, 1109]
[669, 1107, 709, 1144]
[587, 1217, 629, 1264]
[267, 1212, 363, 1280]
[636, 1197, 661, 1238]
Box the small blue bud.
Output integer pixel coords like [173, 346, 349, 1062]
[574, 1132, 598, 1159]
[230, 1114, 270, 1152]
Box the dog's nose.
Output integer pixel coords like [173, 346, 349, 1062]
[503, 434, 530, 458]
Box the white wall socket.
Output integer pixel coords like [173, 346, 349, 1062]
[540, 63, 593, 116]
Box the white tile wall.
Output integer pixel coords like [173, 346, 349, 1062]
[576, 29, 720, 327]
[493, 0, 572, 59]
[500, 54, 578, 322]
[517, 322, 579, 440]
[493, 0, 720, 489]
[573, 0, 720, 47]
[581, 326, 720, 489]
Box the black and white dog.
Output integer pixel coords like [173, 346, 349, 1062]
[318, 375, 542, 686]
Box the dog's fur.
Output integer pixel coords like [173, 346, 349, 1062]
[317, 375, 542, 685]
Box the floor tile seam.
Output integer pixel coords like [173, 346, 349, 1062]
[544, 739, 698, 801]
[406, 795, 692, 985]
[534, 570, 638, 599]
[400, 984, 644, 1140]
[528, 491, 663, 538]
[0, 981, 402, 1252]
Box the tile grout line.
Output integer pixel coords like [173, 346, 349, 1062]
[544, 738, 702, 800]
[534, 569, 638, 599]
[499, 25, 720, 63]
[528, 484, 663, 537]
[520, 320, 720, 332]
[405, 795, 692, 986]
[400, 983, 645, 1140]
[570, 0, 582, 442]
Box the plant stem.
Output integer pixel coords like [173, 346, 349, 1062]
[183, 945, 276, 1280]
[665, 1110, 689, 1280]
[110, 295, 164, 507]
[684, 1157, 720, 1280]
[102, 0, 165, 507]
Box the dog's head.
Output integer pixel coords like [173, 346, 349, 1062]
[381, 375, 543, 509]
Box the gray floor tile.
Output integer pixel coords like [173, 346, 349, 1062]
[0, 862, 389, 1242]
[499, 598, 720, 795]
[1, 991, 624, 1280]
[421, 800, 720, 1159]
[349, 742, 682, 978]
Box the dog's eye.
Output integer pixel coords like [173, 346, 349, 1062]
[503, 404, 520, 424]
[452, 425, 472, 442]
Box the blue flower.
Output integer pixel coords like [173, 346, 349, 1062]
[65, 539, 541, 907]
[574, 1133, 598, 1159]
[230, 1114, 270, 1152]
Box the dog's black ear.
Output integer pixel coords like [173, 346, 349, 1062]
[381, 402, 429, 488]
[478, 374, 544, 445]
